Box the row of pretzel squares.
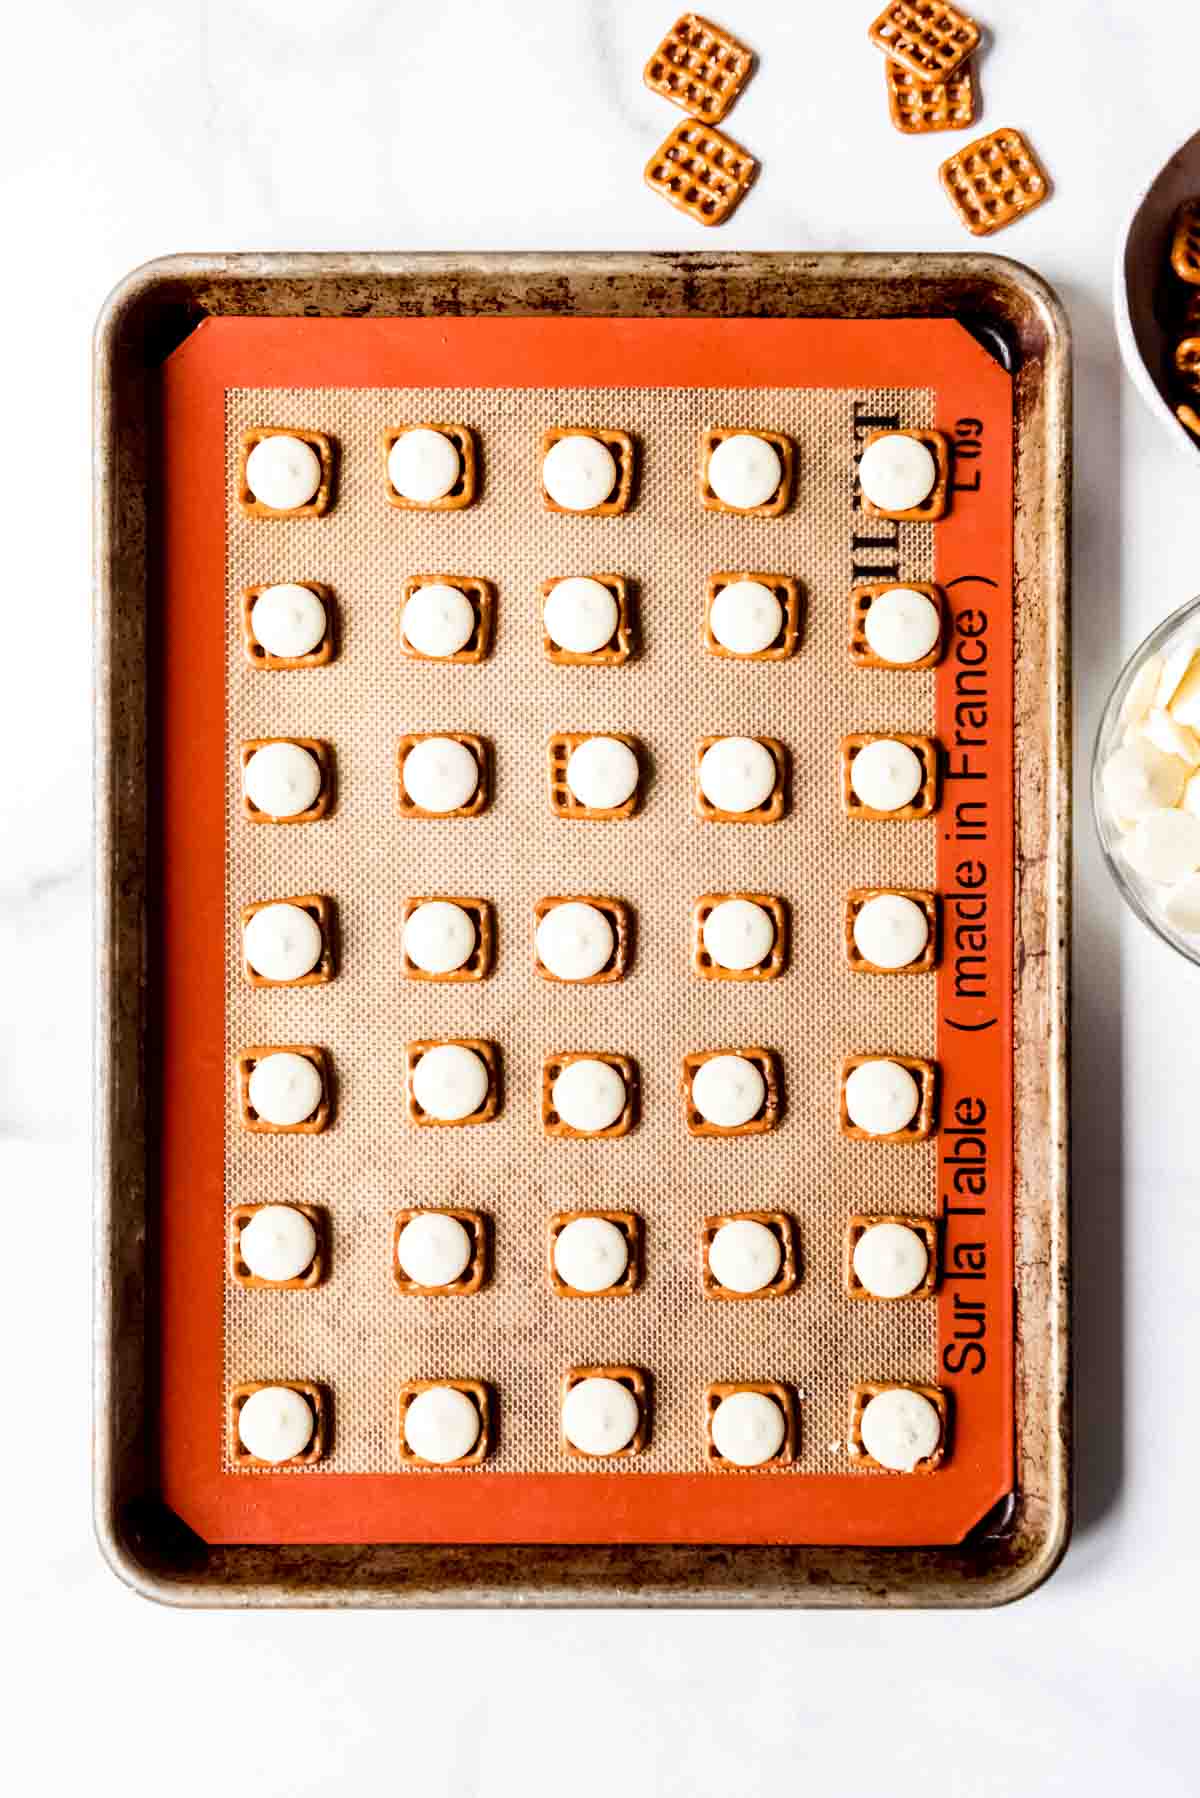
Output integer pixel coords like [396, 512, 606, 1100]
[236, 731, 944, 824]
[238, 888, 942, 990]
[237, 422, 949, 520]
[232, 1042, 940, 1141]
[227, 1373, 950, 1473]
[1163, 202, 1200, 447]
[240, 574, 952, 670]
[230, 1204, 940, 1303]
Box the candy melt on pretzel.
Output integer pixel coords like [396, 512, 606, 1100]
[702, 898, 775, 971]
[711, 1390, 785, 1466]
[859, 1387, 941, 1472]
[237, 1386, 315, 1463]
[543, 577, 619, 654]
[404, 901, 477, 974]
[551, 1059, 627, 1134]
[402, 737, 480, 812]
[853, 894, 929, 969]
[699, 737, 777, 812]
[853, 1222, 929, 1298]
[707, 434, 782, 509]
[553, 1217, 629, 1293]
[240, 1206, 318, 1283]
[850, 738, 923, 812]
[863, 587, 940, 664]
[395, 1213, 473, 1287]
[536, 901, 614, 981]
[388, 428, 461, 503]
[248, 1051, 324, 1127]
[858, 433, 937, 512]
[404, 1386, 481, 1462]
[245, 435, 322, 511]
[708, 1219, 781, 1293]
[411, 1044, 490, 1122]
[709, 579, 783, 654]
[244, 902, 324, 982]
[401, 582, 475, 657]
[543, 435, 618, 511]
[244, 742, 323, 818]
[565, 736, 639, 810]
[562, 1377, 639, 1455]
[691, 1054, 765, 1128]
[844, 1059, 919, 1136]
[251, 583, 327, 657]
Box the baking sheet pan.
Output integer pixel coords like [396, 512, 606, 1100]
[94, 252, 1070, 1606]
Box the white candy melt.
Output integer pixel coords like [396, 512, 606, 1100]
[403, 900, 477, 974]
[536, 901, 614, 981]
[565, 736, 639, 810]
[709, 579, 783, 654]
[707, 434, 782, 510]
[698, 737, 777, 813]
[237, 1386, 314, 1462]
[852, 893, 929, 969]
[239, 1207, 318, 1283]
[711, 1390, 786, 1466]
[1141, 707, 1200, 767]
[245, 435, 322, 510]
[1121, 654, 1163, 730]
[1168, 653, 1200, 728]
[1101, 739, 1188, 819]
[844, 1059, 919, 1136]
[1123, 808, 1200, 884]
[388, 428, 461, 503]
[543, 577, 619, 654]
[553, 1217, 630, 1292]
[243, 902, 324, 982]
[562, 1377, 640, 1455]
[401, 582, 475, 657]
[395, 1213, 473, 1287]
[402, 737, 480, 812]
[858, 434, 937, 512]
[543, 435, 618, 511]
[702, 897, 775, 971]
[248, 1051, 323, 1127]
[411, 1044, 490, 1121]
[243, 741, 322, 819]
[551, 1059, 627, 1134]
[863, 586, 941, 664]
[708, 1218, 781, 1293]
[250, 583, 327, 658]
[1154, 638, 1200, 710]
[691, 1054, 765, 1129]
[852, 1222, 929, 1298]
[859, 1387, 941, 1471]
[850, 738, 923, 812]
[404, 1386, 481, 1462]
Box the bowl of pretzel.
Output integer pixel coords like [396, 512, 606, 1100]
[1116, 127, 1200, 460]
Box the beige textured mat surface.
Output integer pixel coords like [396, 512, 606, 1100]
[223, 383, 936, 1474]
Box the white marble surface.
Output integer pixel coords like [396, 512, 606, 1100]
[6, 0, 1200, 1790]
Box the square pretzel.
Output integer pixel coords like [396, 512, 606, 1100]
[234, 1045, 332, 1135]
[1170, 201, 1200, 285]
[867, 2, 980, 82]
[541, 429, 635, 516]
[404, 1039, 500, 1127]
[841, 733, 940, 820]
[1178, 403, 1200, 443]
[848, 1381, 949, 1471]
[643, 12, 755, 125]
[699, 430, 794, 516]
[229, 1204, 325, 1291]
[1174, 337, 1200, 394]
[239, 737, 333, 824]
[561, 1366, 649, 1457]
[229, 1380, 328, 1468]
[859, 429, 950, 521]
[850, 582, 945, 668]
[681, 1048, 780, 1137]
[400, 897, 494, 983]
[548, 731, 641, 820]
[704, 1382, 796, 1468]
[839, 1053, 937, 1143]
[701, 1213, 797, 1300]
[695, 735, 787, 823]
[548, 1211, 641, 1297]
[845, 888, 939, 974]
[392, 1209, 488, 1296]
[396, 733, 490, 818]
[542, 1053, 638, 1139]
[533, 896, 631, 984]
[644, 120, 757, 228]
[884, 55, 975, 133]
[236, 427, 335, 519]
[240, 581, 335, 668]
[845, 1216, 939, 1301]
[704, 573, 803, 659]
[240, 893, 335, 989]
[382, 424, 477, 511]
[939, 128, 1050, 238]
[397, 575, 494, 662]
[692, 893, 787, 980]
[541, 574, 634, 665]
[397, 1379, 492, 1465]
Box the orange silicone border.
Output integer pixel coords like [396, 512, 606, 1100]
[157, 314, 1013, 1548]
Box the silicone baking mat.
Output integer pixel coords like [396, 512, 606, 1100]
[157, 316, 1013, 1546]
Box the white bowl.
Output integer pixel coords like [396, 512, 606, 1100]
[1114, 126, 1200, 464]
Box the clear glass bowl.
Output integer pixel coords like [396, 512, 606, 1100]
[1092, 593, 1200, 963]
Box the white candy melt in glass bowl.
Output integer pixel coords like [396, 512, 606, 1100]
[1093, 595, 1200, 963]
